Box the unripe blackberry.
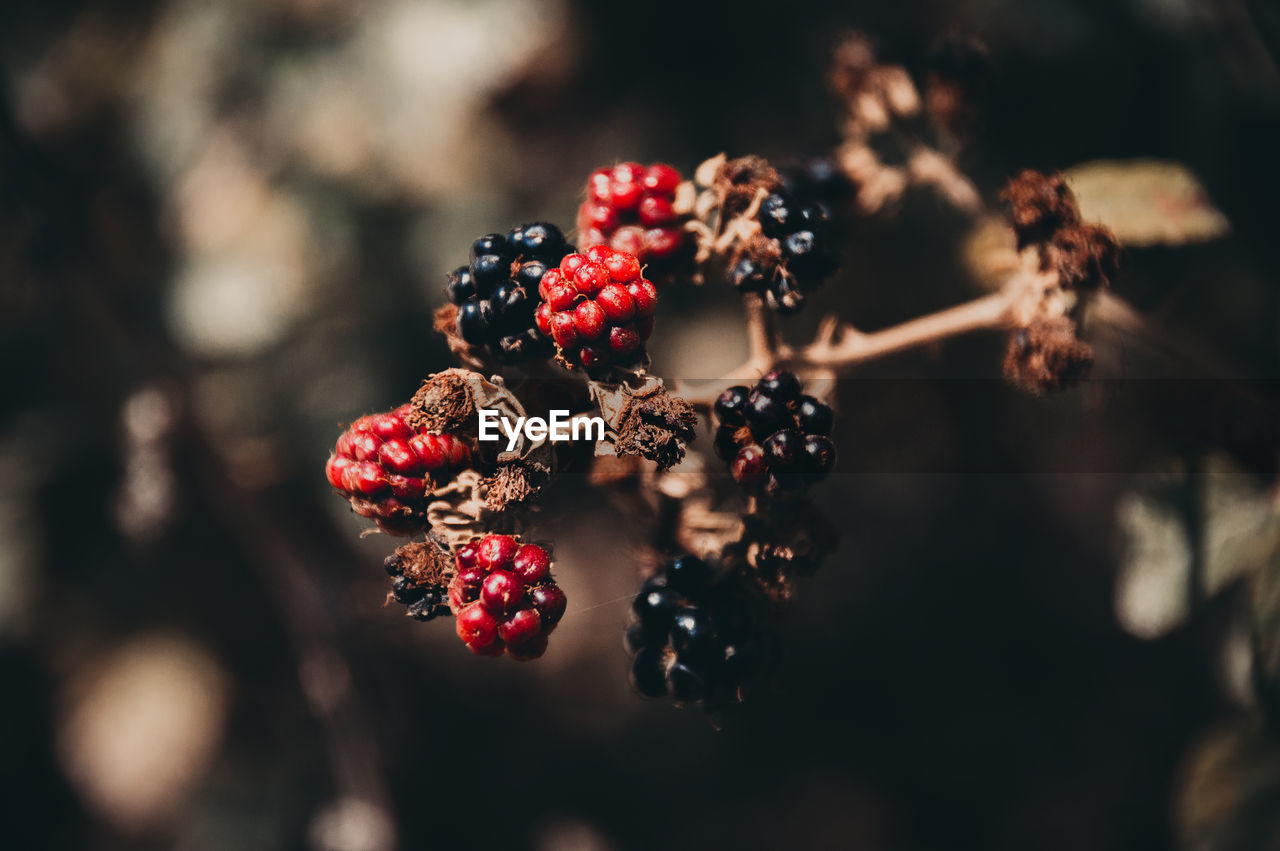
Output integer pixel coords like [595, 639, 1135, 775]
[711, 371, 837, 496]
[577, 162, 694, 282]
[624, 557, 776, 717]
[445, 223, 573, 364]
[446, 534, 565, 660]
[542, 245, 656, 373]
[326, 405, 474, 535]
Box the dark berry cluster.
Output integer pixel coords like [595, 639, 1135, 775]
[325, 405, 473, 534]
[447, 534, 567, 660]
[626, 556, 776, 714]
[730, 193, 839, 314]
[533, 245, 656, 372]
[713, 370, 836, 496]
[383, 552, 450, 621]
[779, 157, 855, 222]
[446, 223, 572, 364]
[577, 162, 692, 280]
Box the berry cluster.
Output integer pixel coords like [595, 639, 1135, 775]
[447, 534, 567, 660]
[626, 556, 776, 714]
[577, 162, 692, 279]
[713, 370, 836, 496]
[533, 245, 657, 372]
[383, 552, 450, 621]
[326, 406, 473, 534]
[779, 157, 855, 221]
[446, 223, 572, 364]
[730, 193, 839, 314]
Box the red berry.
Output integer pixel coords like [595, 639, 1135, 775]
[549, 312, 580, 349]
[607, 325, 640, 356]
[325, 455, 350, 489]
[574, 261, 610, 296]
[602, 250, 641, 283]
[498, 608, 542, 646]
[387, 475, 426, 499]
[345, 462, 386, 496]
[642, 163, 681, 195]
[627, 279, 657, 318]
[455, 541, 480, 569]
[596, 283, 635, 322]
[506, 634, 548, 661]
[610, 180, 643, 210]
[408, 434, 444, 469]
[512, 544, 551, 584]
[586, 244, 616, 264]
[350, 430, 380, 462]
[559, 253, 588, 277]
[573, 300, 607, 339]
[476, 534, 519, 571]
[732, 444, 768, 488]
[377, 439, 418, 474]
[368, 413, 411, 441]
[534, 302, 553, 336]
[579, 346, 606, 369]
[638, 196, 676, 226]
[537, 267, 564, 300]
[531, 585, 567, 627]
[456, 603, 499, 649]
[481, 570, 525, 615]
[581, 201, 617, 231]
[449, 567, 485, 609]
[575, 163, 691, 279]
[645, 227, 684, 259]
[608, 226, 646, 257]
[612, 162, 645, 184]
[587, 168, 612, 203]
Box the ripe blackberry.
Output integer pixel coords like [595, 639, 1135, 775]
[446, 535, 565, 660]
[712, 370, 836, 497]
[778, 157, 855, 221]
[733, 192, 840, 314]
[624, 556, 777, 716]
[535, 244, 656, 373]
[446, 223, 573, 364]
[577, 162, 693, 282]
[326, 405, 473, 534]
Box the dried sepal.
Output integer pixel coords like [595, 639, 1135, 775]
[1002, 316, 1094, 395]
[386, 535, 455, 589]
[482, 460, 550, 512]
[589, 374, 698, 471]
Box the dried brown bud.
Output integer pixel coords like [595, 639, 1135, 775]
[1001, 170, 1081, 249]
[1003, 316, 1094, 394]
[614, 390, 699, 471]
[406, 368, 476, 435]
[482, 460, 549, 512]
[387, 537, 455, 588]
[924, 36, 992, 145]
[1049, 221, 1121, 290]
[715, 156, 781, 221]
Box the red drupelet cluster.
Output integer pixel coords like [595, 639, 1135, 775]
[533, 245, 657, 372]
[576, 162, 692, 279]
[448, 535, 567, 660]
[325, 405, 473, 534]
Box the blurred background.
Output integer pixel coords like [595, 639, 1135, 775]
[2, 0, 1279, 849]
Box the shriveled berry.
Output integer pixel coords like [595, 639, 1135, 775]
[392, 575, 426, 604]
